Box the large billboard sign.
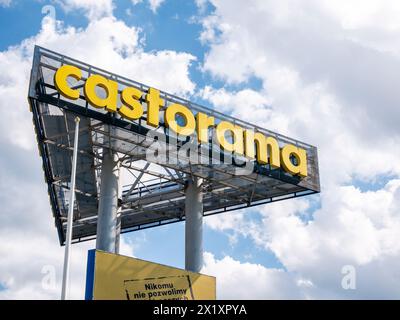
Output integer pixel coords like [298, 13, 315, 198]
[28, 46, 320, 245]
[85, 250, 216, 300]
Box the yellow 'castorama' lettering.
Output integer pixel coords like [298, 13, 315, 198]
[53, 65, 309, 177]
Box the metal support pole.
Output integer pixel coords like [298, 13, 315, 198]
[115, 165, 123, 254]
[114, 209, 121, 254]
[61, 117, 80, 300]
[96, 148, 120, 253]
[185, 177, 203, 273]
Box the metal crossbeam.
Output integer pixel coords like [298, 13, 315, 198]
[123, 163, 151, 199]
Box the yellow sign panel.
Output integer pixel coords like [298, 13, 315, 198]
[85, 250, 216, 300]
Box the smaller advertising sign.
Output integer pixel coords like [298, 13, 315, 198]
[85, 250, 216, 300]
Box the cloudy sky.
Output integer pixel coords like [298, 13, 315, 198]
[1, 0, 400, 299]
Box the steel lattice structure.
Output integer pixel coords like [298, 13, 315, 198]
[28, 46, 320, 245]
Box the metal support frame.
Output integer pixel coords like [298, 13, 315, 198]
[95, 148, 120, 253]
[123, 162, 151, 199]
[61, 117, 80, 300]
[28, 46, 320, 245]
[185, 176, 204, 273]
[115, 209, 121, 254]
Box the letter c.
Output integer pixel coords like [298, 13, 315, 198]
[54, 65, 82, 100]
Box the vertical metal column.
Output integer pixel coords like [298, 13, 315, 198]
[61, 117, 80, 300]
[114, 209, 121, 254]
[96, 148, 120, 253]
[185, 177, 203, 273]
[114, 165, 123, 254]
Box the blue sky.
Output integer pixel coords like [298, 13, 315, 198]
[1, 0, 400, 299]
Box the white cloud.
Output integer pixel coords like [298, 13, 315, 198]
[57, 0, 114, 20]
[0, 229, 134, 299]
[200, 86, 270, 116]
[320, 0, 400, 31]
[199, 0, 400, 298]
[199, 0, 400, 184]
[202, 252, 305, 299]
[195, 0, 208, 14]
[280, 181, 400, 267]
[203, 243, 400, 299]
[200, 0, 400, 139]
[0, 9, 195, 299]
[205, 179, 400, 298]
[148, 0, 165, 14]
[0, 0, 11, 7]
